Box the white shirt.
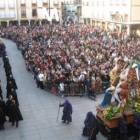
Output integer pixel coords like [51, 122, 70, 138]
[38, 73, 44, 81]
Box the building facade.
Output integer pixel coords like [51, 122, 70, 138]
[0, 0, 17, 26]
[75, 0, 140, 35]
[0, 0, 62, 26]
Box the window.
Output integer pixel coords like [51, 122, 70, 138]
[21, 9, 26, 17]
[32, 9, 37, 17]
[0, 0, 5, 8]
[0, 11, 5, 18]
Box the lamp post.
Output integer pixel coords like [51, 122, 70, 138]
[48, 0, 51, 34]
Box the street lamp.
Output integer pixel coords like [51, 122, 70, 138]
[48, 0, 51, 34]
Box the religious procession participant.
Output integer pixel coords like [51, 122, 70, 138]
[59, 99, 72, 124]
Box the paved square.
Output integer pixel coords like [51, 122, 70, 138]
[0, 39, 106, 140]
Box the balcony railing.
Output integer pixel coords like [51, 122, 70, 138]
[0, 14, 16, 19]
[110, 14, 128, 22]
[74, 0, 82, 6]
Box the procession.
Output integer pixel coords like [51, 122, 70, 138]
[0, 20, 140, 140]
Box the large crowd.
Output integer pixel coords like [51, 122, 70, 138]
[0, 24, 140, 97]
[0, 23, 140, 140]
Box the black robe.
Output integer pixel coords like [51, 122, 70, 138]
[9, 104, 23, 122]
[9, 91, 19, 106]
[7, 77, 18, 90]
[6, 99, 13, 117]
[0, 85, 3, 99]
[0, 100, 6, 116]
[0, 108, 6, 125]
[6, 83, 15, 98]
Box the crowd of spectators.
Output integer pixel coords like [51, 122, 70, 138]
[0, 23, 140, 96]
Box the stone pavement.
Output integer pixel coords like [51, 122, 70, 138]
[0, 39, 106, 140]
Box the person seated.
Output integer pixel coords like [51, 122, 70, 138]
[82, 112, 98, 139]
[87, 87, 96, 100]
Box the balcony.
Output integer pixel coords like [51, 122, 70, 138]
[0, 3, 5, 8]
[0, 14, 16, 19]
[110, 13, 128, 22]
[21, 4, 26, 7]
[32, 3, 37, 7]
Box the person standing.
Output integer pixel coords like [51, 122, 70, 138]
[0, 97, 6, 117]
[60, 82, 65, 96]
[0, 107, 6, 130]
[0, 84, 3, 99]
[59, 99, 72, 124]
[6, 95, 13, 117]
[9, 100, 23, 128]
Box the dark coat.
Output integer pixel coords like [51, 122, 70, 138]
[9, 104, 23, 122]
[6, 83, 15, 98]
[7, 77, 18, 90]
[60, 100, 72, 122]
[9, 91, 19, 106]
[0, 100, 7, 116]
[0, 108, 6, 125]
[0, 86, 3, 99]
[6, 99, 13, 117]
[83, 112, 97, 137]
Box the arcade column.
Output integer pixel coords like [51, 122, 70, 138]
[18, 20, 21, 26]
[28, 20, 30, 26]
[7, 21, 9, 26]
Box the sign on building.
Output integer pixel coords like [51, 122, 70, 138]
[43, 8, 59, 21]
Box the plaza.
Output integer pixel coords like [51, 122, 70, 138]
[0, 39, 105, 140]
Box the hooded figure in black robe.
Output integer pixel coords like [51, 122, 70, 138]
[0, 85, 3, 99]
[6, 81, 15, 98]
[133, 112, 140, 140]
[0, 97, 6, 117]
[9, 89, 19, 106]
[9, 100, 23, 128]
[59, 99, 72, 124]
[82, 112, 98, 140]
[7, 75, 18, 90]
[0, 108, 6, 130]
[6, 95, 13, 117]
